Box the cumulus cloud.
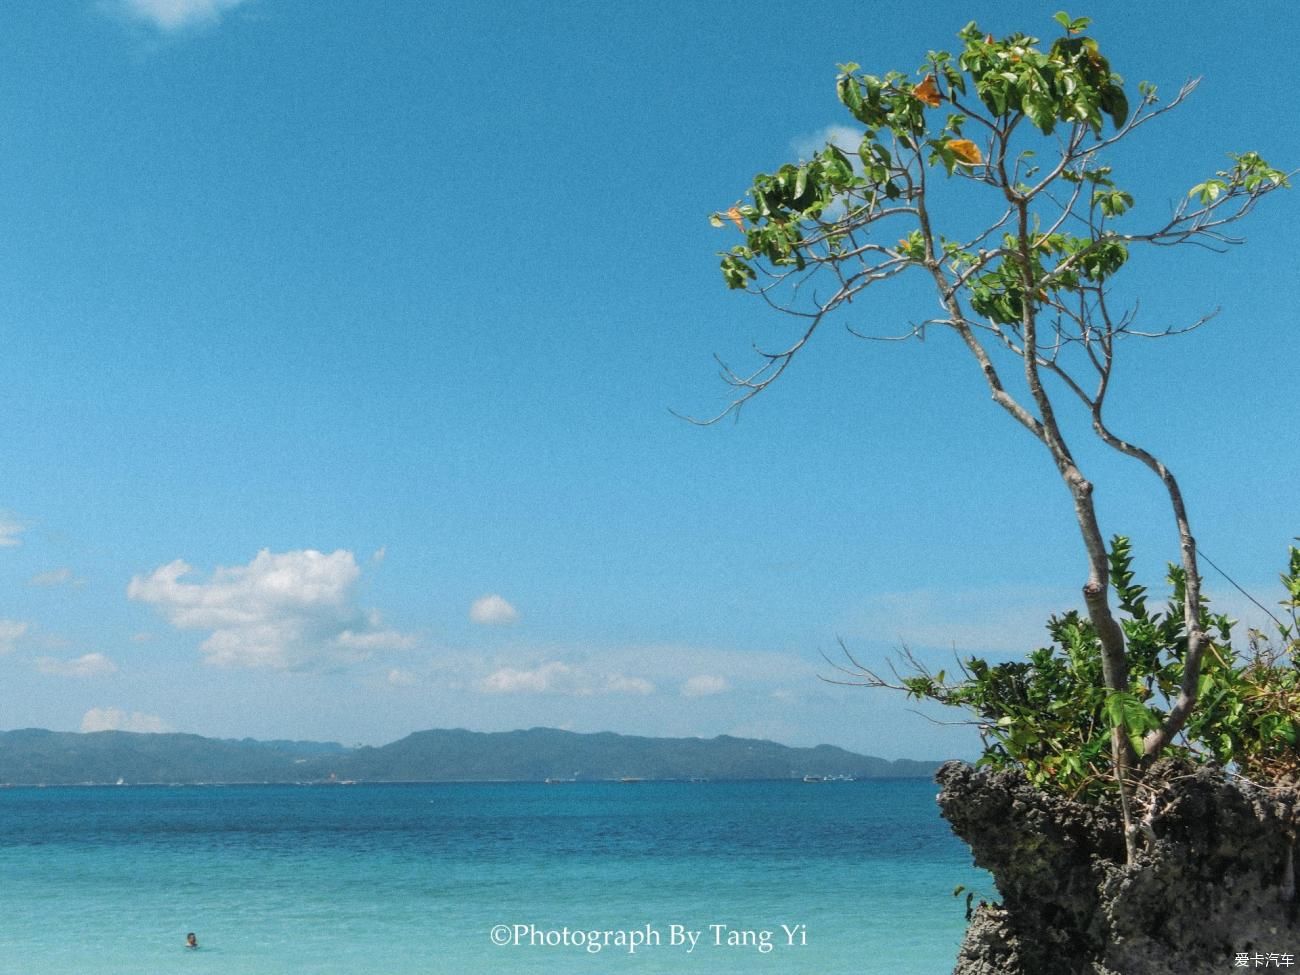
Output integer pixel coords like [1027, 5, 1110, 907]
[467, 643, 808, 703]
[29, 567, 84, 588]
[37, 653, 118, 678]
[851, 585, 1074, 654]
[116, 0, 250, 31]
[469, 594, 519, 626]
[682, 674, 731, 697]
[337, 615, 417, 652]
[386, 668, 418, 687]
[0, 514, 25, 548]
[479, 661, 654, 697]
[127, 548, 416, 670]
[0, 619, 30, 654]
[480, 662, 570, 693]
[81, 707, 169, 734]
[791, 124, 863, 161]
[605, 674, 657, 695]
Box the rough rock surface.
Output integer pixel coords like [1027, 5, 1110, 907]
[936, 760, 1299, 975]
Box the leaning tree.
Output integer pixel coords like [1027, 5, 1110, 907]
[704, 12, 1292, 862]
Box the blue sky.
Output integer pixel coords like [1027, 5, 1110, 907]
[0, 0, 1295, 759]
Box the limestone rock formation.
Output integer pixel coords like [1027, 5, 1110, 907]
[937, 760, 1299, 975]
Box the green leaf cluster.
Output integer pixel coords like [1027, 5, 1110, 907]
[712, 13, 1141, 291]
[837, 65, 929, 139]
[904, 539, 1300, 797]
[967, 232, 1128, 326]
[705, 11, 1296, 802]
[709, 144, 866, 289]
[953, 18, 1126, 135]
[1189, 151, 1289, 206]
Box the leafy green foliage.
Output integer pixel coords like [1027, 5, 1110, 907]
[901, 540, 1300, 796]
[708, 13, 1284, 324]
[706, 12, 1293, 799]
[1189, 151, 1289, 206]
[953, 20, 1125, 135]
[967, 231, 1128, 325]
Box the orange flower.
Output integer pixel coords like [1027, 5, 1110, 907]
[913, 74, 942, 107]
[947, 139, 983, 165]
[727, 206, 745, 231]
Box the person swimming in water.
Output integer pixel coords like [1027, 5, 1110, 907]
[185, 932, 199, 949]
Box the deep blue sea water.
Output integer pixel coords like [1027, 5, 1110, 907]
[0, 780, 990, 974]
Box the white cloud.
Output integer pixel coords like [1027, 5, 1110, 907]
[469, 594, 519, 626]
[467, 643, 809, 701]
[786, 125, 866, 223]
[620, 644, 813, 685]
[116, 0, 250, 31]
[29, 567, 84, 588]
[337, 625, 417, 652]
[37, 653, 118, 678]
[791, 124, 863, 161]
[682, 674, 731, 697]
[127, 548, 416, 671]
[0, 619, 30, 654]
[849, 585, 1076, 654]
[479, 661, 654, 697]
[480, 662, 571, 693]
[0, 514, 25, 548]
[605, 674, 656, 695]
[386, 668, 418, 687]
[81, 707, 169, 734]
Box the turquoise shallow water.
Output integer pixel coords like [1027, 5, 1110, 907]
[0, 779, 990, 974]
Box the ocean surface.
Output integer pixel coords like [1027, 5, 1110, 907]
[0, 779, 990, 975]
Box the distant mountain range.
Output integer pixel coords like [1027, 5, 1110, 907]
[0, 727, 942, 785]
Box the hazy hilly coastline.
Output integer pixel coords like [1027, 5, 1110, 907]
[0, 727, 942, 785]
